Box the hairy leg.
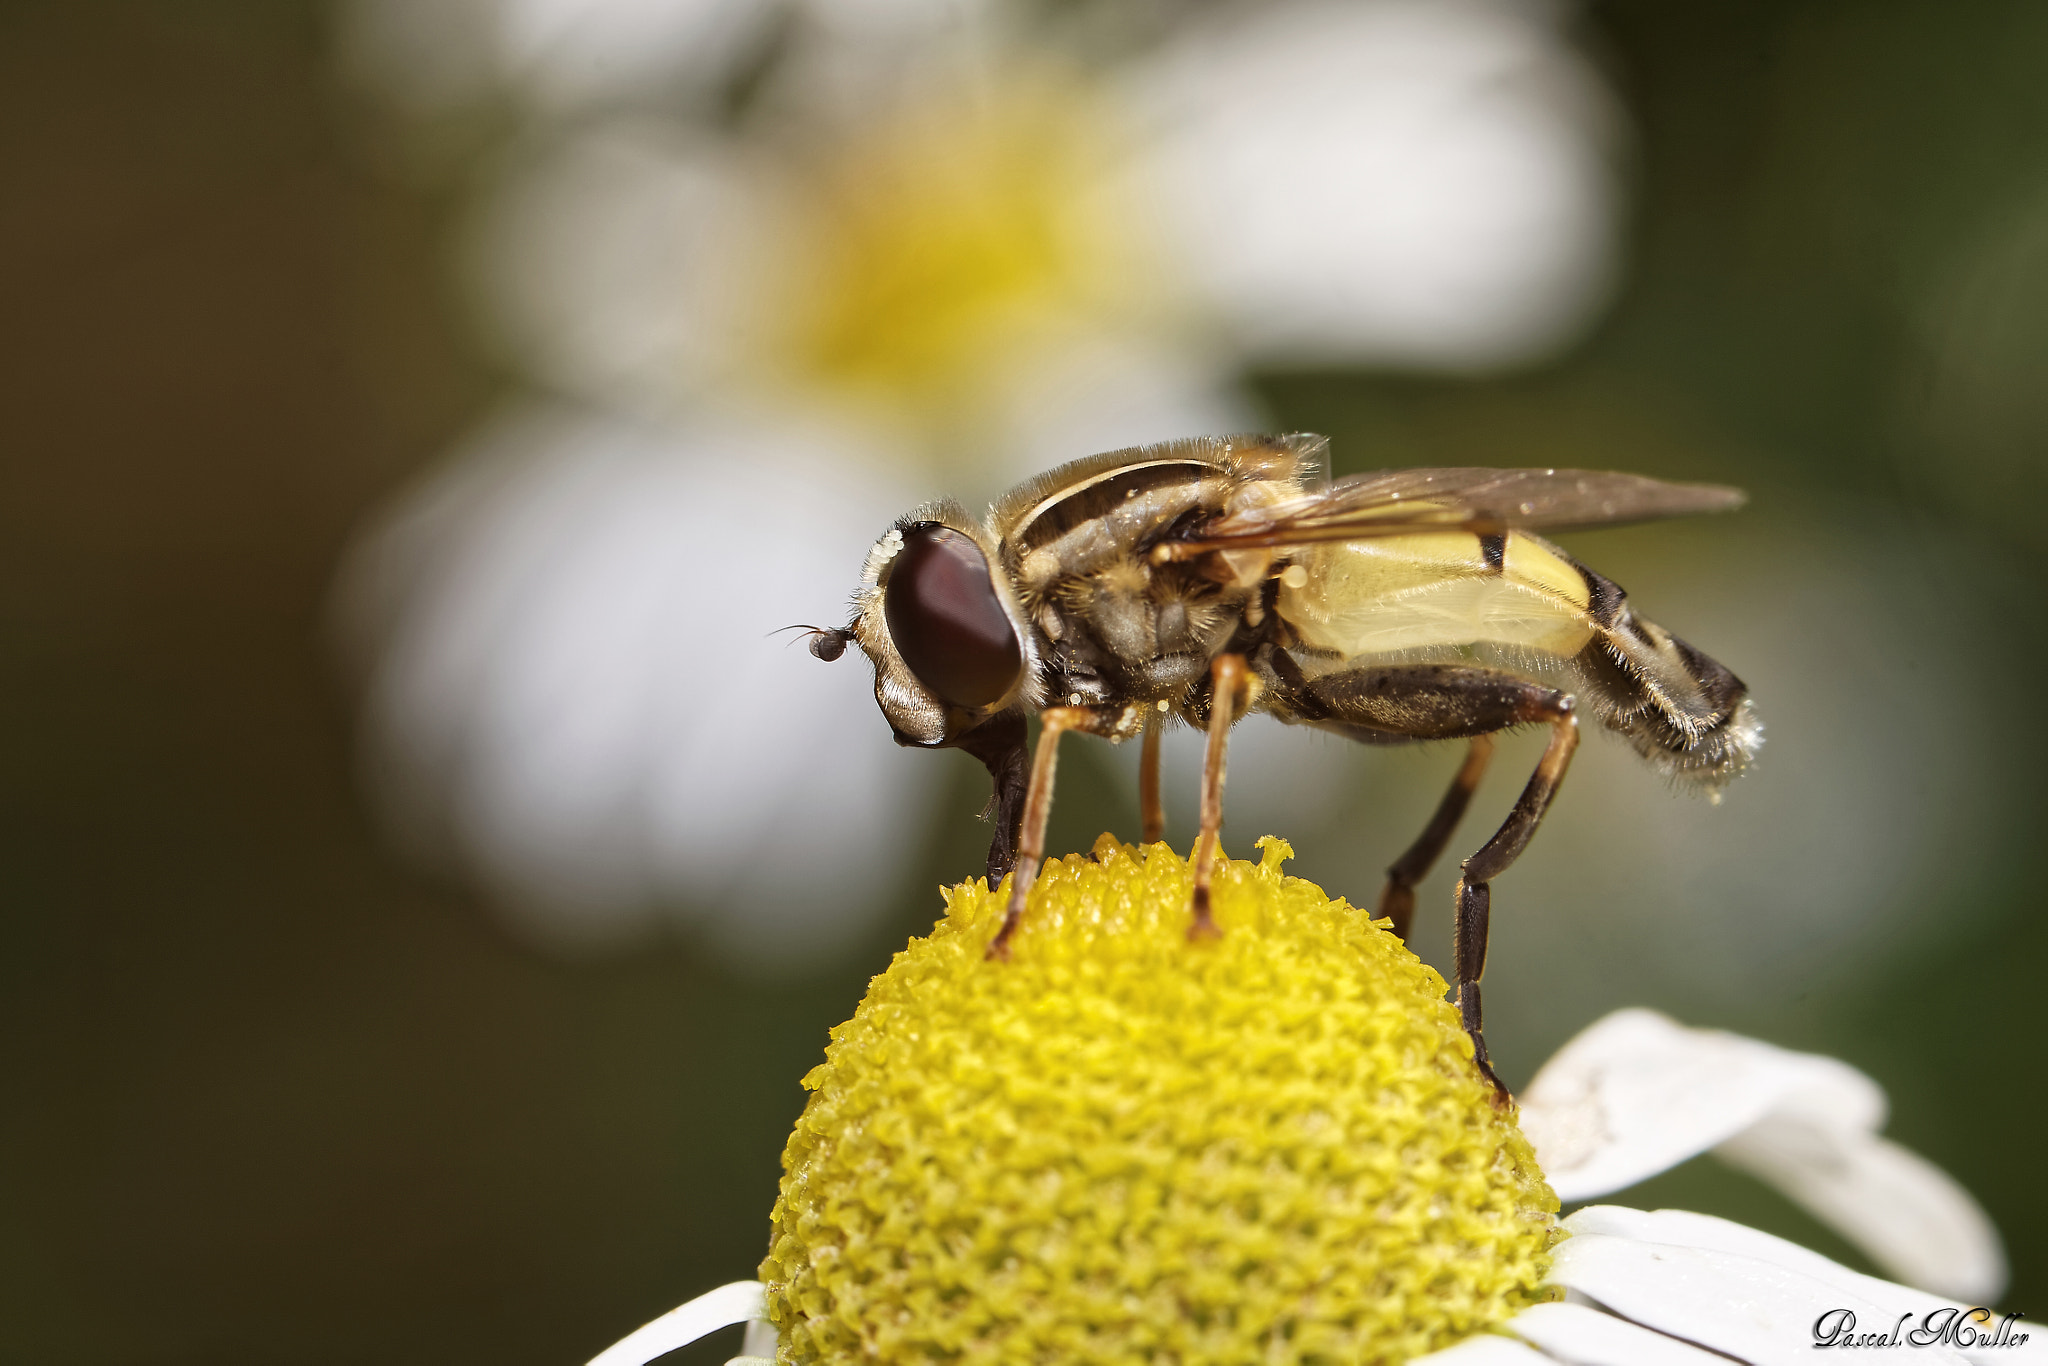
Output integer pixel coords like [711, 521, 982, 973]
[956, 710, 1028, 889]
[1378, 736, 1494, 941]
[985, 707, 1095, 959]
[1276, 660, 1581, 1097]
[1139, 718, 1165, 846]
[1453, 708, 1577, 1099]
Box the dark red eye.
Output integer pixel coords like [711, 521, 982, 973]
[884, 525, 1022, 709]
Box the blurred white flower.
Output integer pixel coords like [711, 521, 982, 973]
[334, 403, 931, 966]
[461, 1, 1620, 422]
[582, 1010, 2018, 1366]
[338, 0, 1625, 961]
[338, 0, 776, 117]
[1124, 0, 1620, 367]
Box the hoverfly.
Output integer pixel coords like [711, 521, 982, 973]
[805, 435, 1759, 1095]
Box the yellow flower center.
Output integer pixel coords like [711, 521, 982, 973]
[762, 836, 1560, 1365]
[767, 70, 1147, 418]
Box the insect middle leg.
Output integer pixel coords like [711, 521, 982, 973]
[1138, 717, 1165, 846]
[1285, 663, 1579, 1098]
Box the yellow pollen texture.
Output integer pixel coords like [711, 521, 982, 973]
[762, 836, 1560, 1365]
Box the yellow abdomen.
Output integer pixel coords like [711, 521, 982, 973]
[1277, 531, 1596, 659]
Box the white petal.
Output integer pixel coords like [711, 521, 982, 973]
[1503, 1300, 1730, 1365]
[1567, 1208, 2041, 1365]
[739, 1318, 779, 1357]
[1118, 0, 1619, 369]
[333, 402, 935, 968]
[1519, 1010, 2006, 1301]
[1410, 1333, 1557, 1364]
[745, 0, 1035, 133]
[1548, 1228, 1973, 1366]
[585, 1280, 765, 1366]
[340, 0, 774, 114]
[1519, 1009, 1879, 1199]
[468, 123, 773, 417]
[497, 0, 772, 110]
[1718, 1117, 2007, 1304]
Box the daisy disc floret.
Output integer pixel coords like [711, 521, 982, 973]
[761, 836, 1560, 1365]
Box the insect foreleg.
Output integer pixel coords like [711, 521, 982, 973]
[956, 711, 1028, 889]
[986, 706, 1096, 960]
[1190, 653, 1255, 940]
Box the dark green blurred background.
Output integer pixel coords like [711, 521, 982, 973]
[4, 2, 2044, 1362]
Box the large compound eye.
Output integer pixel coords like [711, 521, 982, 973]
[883, 525, 1022, 709]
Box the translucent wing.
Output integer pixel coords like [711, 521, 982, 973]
[1156, 467, 1745, 559]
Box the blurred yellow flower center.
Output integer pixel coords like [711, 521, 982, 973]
[762, 836, 1560, 1365]
[778, 73, 1139, 412]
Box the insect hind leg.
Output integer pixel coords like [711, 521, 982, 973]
[1454, 703, 1577, 1101]
[1273, 660, 1579, 1099]
[1379, 735, 1493, 941]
